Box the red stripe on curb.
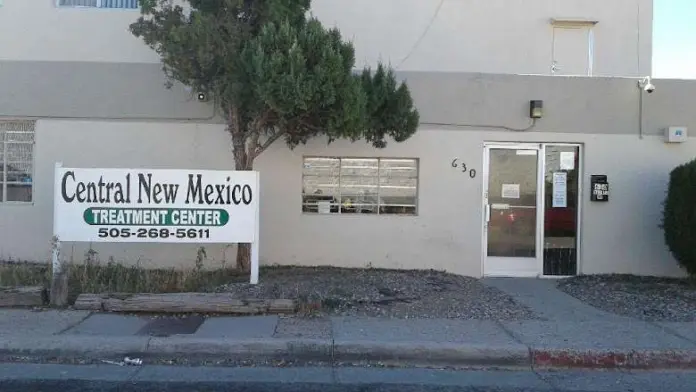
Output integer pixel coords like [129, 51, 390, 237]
[532, 349, 696, 370]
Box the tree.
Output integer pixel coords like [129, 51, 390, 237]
[662, 158, 696, 276]
[130, 0, 420, 271]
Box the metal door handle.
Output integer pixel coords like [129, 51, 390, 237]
[485, 204, 491, 222]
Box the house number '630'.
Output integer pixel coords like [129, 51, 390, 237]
[451, 159, 476, 178]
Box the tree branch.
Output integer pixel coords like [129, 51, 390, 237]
[247, 129, 261, 161]
[255, 128, 286, 156]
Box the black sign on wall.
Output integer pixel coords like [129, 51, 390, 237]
[590, 175, 609, 202]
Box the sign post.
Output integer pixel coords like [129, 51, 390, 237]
[51, 165, 261, 305]
[50, 163, 67, 306]
[250, 172, 260, 284]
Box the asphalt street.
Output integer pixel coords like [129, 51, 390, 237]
[0, 381, 561, 392]
[0, 381, 598, 392]
[1, 363, 695, 392]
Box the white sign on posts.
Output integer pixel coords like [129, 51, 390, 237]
[53, 164, 260, 284]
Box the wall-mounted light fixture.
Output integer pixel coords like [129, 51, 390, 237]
[529, 100, 544, 119]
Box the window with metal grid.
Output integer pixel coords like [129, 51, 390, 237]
[57, 0, 139, 9]
[302, 157, 419, 215]
[0, 121, 35, 203]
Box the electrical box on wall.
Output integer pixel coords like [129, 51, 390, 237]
[665, 126, 688, 143]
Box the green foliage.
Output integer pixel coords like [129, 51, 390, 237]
[130, 0, 419, 168]
[662, 158, 696, 275]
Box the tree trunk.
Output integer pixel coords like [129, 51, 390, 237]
[231, 130, 254, 272]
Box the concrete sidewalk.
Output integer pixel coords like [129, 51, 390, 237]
[1, 307, 696, 370]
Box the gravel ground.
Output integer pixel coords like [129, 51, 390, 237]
[216, 267, 537, 320]
[556, 274, 696, 322]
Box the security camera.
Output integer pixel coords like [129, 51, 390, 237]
[638, 77, 655, 93]
[197, 92, 208, 102]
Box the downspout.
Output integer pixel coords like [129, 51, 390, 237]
[636, 0, 645, 140]
[638, 87, 644, 139]
[636, 0, 642, 75]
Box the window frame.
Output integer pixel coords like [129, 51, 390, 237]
[301, 156, 420, 216]
[0, 121, 36, 205]
[55, 0, 140, 10]
[549, 19, 598, 77]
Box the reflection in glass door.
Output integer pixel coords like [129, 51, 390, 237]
[483, 144, 542, 277]
[543, 145, 580, 276]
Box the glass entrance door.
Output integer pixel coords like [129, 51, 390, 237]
[542, 145, 581, 276]
[483, 144, 543, 277]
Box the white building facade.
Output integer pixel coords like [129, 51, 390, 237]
[3, 0, 694, 279]
[0, 0, 652, 76]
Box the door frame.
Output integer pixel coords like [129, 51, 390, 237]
[481, 142, 545, 277]
[481, 142, 583, 278]
[550, 24, 595, 77]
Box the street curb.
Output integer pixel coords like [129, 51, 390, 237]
[531, 348, 696, 370]
[0, 336, 530, 367]
[146, 337, 333, 361]
[0, 336, 333, 362]
[333, 341, 531, 368]
[3, 336, 696, 370]
[0, 336, 150, 357]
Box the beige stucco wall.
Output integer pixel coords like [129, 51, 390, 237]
[311, 0, 653, 76]
[0, 66, 694, 278]
[0, 120, 690, 277]
[0, 0, 652, 76]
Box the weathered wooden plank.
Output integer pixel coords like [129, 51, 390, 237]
[73, 293, 103, 311]
[0, 286, 47, 307]
[72, 292, 297, 314]
[269, 299, 297, 313]
[105, 294, 269, 313]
